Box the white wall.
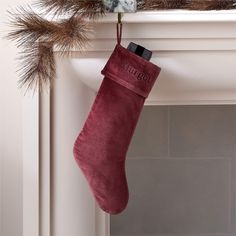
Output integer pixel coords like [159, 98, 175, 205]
[0, 0, 28, 235]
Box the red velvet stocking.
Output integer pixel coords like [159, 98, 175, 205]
[73, 44, 161, 214]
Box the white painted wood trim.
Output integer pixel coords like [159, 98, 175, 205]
[23, 90, 52, 236]
[39, 91, 51, 236]
[23, 89, 109, 236]
[145, 99, 236, 106]
[98, 10, 236, 23]
[95, 207, 110, 236]
[22, 91, 39, 236]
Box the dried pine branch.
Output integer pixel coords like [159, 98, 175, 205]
[49, 16, 92, 54]
[137, 0, 236, 10]
[36, 0, 105, 18]
[137, 0, 187, 10]
[7, 7, 55, 47]
[76, 0, 105, 18]
[17, 42, 55, 92]
[8, 8, 91, 49]
[185, 0, 236, 10]
[7, 7, 92, 91]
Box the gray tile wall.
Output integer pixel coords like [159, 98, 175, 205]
[111, 105, 236, 236]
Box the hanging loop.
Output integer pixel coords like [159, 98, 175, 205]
[116, 12, 123, 45]
[116, 22, 122, 45]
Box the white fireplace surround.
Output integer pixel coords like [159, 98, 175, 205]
[23, 10, 236, 236]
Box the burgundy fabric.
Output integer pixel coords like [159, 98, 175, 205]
[73, 44, 161, 214]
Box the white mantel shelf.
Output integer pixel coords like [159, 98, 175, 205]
[98, 10, 236, 22]
[70, 10, 236, 105]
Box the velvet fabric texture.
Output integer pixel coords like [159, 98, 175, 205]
[73, 44, 161, 214]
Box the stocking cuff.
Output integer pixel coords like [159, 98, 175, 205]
[101, 44, 161, 98]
